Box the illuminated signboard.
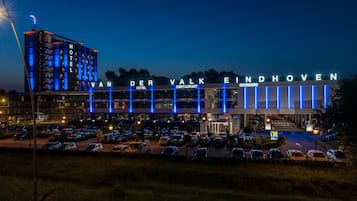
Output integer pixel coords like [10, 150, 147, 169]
[270, 130, 278, 141]
[68, 43, 74, 73]
[128, 73, 338, 87]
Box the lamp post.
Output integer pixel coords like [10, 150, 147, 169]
[0, 1, 38, 201]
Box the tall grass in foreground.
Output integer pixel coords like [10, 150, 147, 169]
[0, 151, 356, 201]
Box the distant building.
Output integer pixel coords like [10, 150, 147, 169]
[24, 29, 98, 92]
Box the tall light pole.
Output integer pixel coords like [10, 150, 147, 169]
[0, 1, 38, 201]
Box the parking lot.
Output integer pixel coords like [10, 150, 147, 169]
[0, 124, 347, 165]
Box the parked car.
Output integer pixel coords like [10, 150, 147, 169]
[326, 149, 348, 164]
[306, 149, 328, 162]
[112, 144, 130, 152]
[286, 149, 306, 161]
[62, 142, 77, 150]
[231, 147, 245, 159]
[159, 136, 170, 146]
[161, 146, 179, 156]
[212, 136, 224, 147]
[13, 132, 31, 140]
[42, 142, 63, 150]
[85, 143, 103, 152]
[249, 149, 266, 160]
[194, 147, 208, 159]
[48, 134, 65, 142]
[268, 148, 282, 160]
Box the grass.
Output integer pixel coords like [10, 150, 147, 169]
[0, 150, 356, 201]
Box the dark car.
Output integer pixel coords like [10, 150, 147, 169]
[231, 147, 245, 159]
[48, 134, 65, 142]
[194, 147, 208, 159]
[268, 148, 282, 160]
[161, 146, 179, 156]
[13, 132, 31, 140]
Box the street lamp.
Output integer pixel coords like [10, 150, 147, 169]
[0, 1, 38, 201]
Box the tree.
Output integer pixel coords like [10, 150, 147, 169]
[317, 75, 357, 147]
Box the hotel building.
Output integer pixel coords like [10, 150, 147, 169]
[20, 30, 339, 133]
[24, 29, 98, 92]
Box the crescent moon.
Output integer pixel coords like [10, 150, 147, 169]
[29, 15, 36, 25]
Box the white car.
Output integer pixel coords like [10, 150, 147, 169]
[112, 144, 130, 152]
[85, 143, 103, 152]
[286, 149, 306, 161]
[42, 142, 63, 150]
[306, 149, 328, 162]
[62, 142, 77, 150]
[326, 149, 348, 164]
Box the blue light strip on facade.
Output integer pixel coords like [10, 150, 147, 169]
[244, 87, 248, 109]
[311, 85, 316, 109]
[299, 85, 304, 109]
[89, 88, 93, 113]
[173, 85, 177, 113]
[197, 85, 201, 113]
[288, 86, 292, 109]
[63, 48, 68, 90]
[276, 86, 281, 109]
[324, 85, 330, 109]
[222, 84, 227, 113]
[265, 86, 270, 109]
[54, 48, 60, 91]
[255, 87, 259, 109]
[108, 87, 112, 113]
[129, 86, 133, 113]
[150, 86, 154, 113]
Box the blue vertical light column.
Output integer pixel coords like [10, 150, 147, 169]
[150, 86, 155, 113]
[25, 36, 35, 90]
[265, 86, 270, 109]
[276, 86, 281, 109]
[108, 87, 112, 113]
[89, 87, 93, 113]
[244, 87, 248, 109]
[288, 86, 293, 109]
[63, 47, 68, 90]
[222, 84, 227, 113]
[324, 85, 330, 109]
[197, 85, 201, 113]
[53, 47, 60, 91]
[255, 87, 259, 109]
[311, 85, 317, 109]
[129, 86, 133, 113]
[173, 85, 177, 113]
[299, 85, 304, 109]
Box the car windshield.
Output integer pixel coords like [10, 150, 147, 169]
[292, 152, 303, 157]
[252, 151, 263, 158]
[232, 150, 243, 156]
[313, 152, 325, 157]
[335, 151, 346, 158]
[87, 144, 95, 150]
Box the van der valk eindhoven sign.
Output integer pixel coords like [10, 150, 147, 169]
[129, 73, 338, 89]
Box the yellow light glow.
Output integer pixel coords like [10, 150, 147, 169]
[313, 129, 319, 135]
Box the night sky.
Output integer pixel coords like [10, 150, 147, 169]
[0, 0, 356, 91]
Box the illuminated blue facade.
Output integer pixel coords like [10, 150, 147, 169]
[24, 29, 98, 92]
